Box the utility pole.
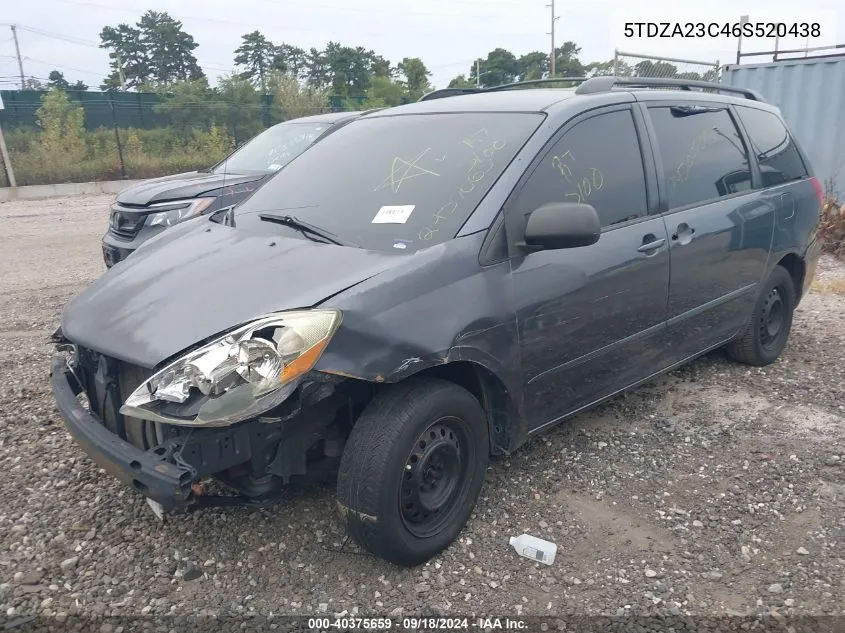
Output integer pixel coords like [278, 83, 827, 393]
[117, 53, 125, 88]
[10, 25, 25, 89]
[547, 0, 559, 77]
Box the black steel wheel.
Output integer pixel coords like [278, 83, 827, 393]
[337, 377, 488, 567]
[728, 265, 796, 366]
[400, 418, 469, 538]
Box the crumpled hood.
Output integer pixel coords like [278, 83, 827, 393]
[116, 170, 265, 206]
[61, 219, 403, 368]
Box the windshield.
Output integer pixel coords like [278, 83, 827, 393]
[213, 121, 333, 174]
[234, 112, 544, 252]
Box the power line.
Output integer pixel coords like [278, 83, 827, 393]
[34, 0, 541, 37]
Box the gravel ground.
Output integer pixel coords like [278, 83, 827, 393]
[1, 194, 844, 625]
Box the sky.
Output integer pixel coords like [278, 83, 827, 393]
[0, 0, 842, 91]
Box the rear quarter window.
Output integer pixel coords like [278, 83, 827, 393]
[648, 106, 752, 210]
[735, 106, 808, 186]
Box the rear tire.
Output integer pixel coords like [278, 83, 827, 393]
[336, 377, 489, 567]
[727, 265, 795, 366]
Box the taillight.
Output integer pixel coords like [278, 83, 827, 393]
[810, 176, 823, 208]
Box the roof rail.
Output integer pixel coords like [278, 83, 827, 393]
[417, 77, 591, 102]
[574, 76, 764, 101]
[418, 87, 481, 101]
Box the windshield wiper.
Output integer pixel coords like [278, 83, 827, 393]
[258, 213, 358, 247]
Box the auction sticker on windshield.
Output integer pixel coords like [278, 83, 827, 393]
[372, 205, 415, 224]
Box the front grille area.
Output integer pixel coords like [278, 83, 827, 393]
[109, 203, 148, 240]
[74, 346, 164, 450]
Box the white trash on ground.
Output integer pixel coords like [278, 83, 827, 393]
[509, 533, 557, 565]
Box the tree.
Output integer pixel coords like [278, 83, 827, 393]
[363, 75, 406, 108]
[48, 71, 70, 89]
[305, 47, 329, 89]
[398, 57, 431, 99]
[34, 88, 87, 171]
[153, 78, 214, 132]
[472, 49, 519, 87]
[268, 72, 328, 120]
[100, 11, 204, 90]
[234, 31, 276, 93]
[275, 44, 308, 81]
[213, 75, 264, 145]
[24, 77, 44, 90]
[448, 74, 476, 89]
[633, 60, 678, 78]
[100, 23, 149, 90]
[322, 42, 379, 98]
[517, 52, 549, 81]
[48, 71, 88, 91]
[553, 42, 584, 77]
[140, 11, 204, 84]
[584, 60, 615, 77]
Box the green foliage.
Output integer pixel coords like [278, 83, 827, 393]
[213, 75, 264, 144]
[363, 75, 406, 109]
[472, 48, 520, 87]
[6, 123, 235, 185]
[397, 57, 431, 100]
[553, 42, 584, 77]
[234, 30, 277, 92]
[100, 10, 204, 90]
[518, 52, 549, 81]
[153, 78, 214, 132]
[47, 71, 88, 91]
[29, 89, 87, 181]
[448, 75, 475, 89]
[275, 44, 308, 81]
[268, 72, 329, 120]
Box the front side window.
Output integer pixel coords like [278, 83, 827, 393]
[234, 112, 545, 252]
[513, 109, 648, 228]
[735, 106, 808, 186]
[648, 106, 752, 209]
[214, 121, 332, 174]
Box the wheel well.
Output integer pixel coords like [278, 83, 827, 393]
[776, 253, 805, 301]
[412, 361, 513, 456]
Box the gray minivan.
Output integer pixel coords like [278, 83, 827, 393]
[52, 77, 821, 567]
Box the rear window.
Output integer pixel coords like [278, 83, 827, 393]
[648, 106, 752, 210]
[234, 112, 545, 252]
[735, 106, 808, 186]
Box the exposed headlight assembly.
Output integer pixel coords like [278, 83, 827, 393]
[120, 310, 342, 427]
[146, 197, 216, 227]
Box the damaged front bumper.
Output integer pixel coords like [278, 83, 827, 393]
[51, 351, 354, 510]
[51, 355, 194, 508]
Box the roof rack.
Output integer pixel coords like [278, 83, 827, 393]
[574, 76, 764, 101]
[418, 75, 764, 102]
[417, 77, 591, 101]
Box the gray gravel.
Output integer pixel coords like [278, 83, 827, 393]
[1, 194, 844, 622]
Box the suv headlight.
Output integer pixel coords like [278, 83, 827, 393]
[120, 309, 342, 427]
[146, 197, 216, 227]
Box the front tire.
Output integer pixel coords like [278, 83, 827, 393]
[336, 377, 489, 567]
[727, 265, 796, 366]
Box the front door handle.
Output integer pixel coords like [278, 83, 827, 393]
[637, 237, 666, 253]
[671, 223, 696, 244]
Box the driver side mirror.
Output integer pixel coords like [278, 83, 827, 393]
[521, 202, 601, 251]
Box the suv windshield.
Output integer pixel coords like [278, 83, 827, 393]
[234, 112, 545, 252]
[213, 121, 333, 174]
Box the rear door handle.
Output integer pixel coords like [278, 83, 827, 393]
[637, 237, 666, 253]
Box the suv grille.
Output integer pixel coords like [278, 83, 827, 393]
[74, 346, 164, 450]
[109, 203, 147, 240]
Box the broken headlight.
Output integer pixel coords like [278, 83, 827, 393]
[120, 309, 342, 427]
